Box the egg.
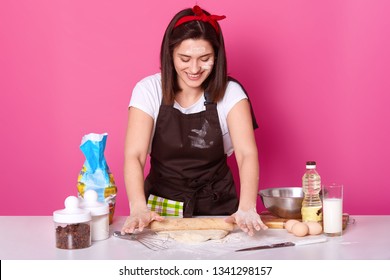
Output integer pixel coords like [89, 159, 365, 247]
[305, 222, 323, 235]
[285, 219, 300, 233]
[291, 222, 309, 237]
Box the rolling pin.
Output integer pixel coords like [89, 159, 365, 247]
[150, 218, 234, 232]
[150, 214, 351, 231]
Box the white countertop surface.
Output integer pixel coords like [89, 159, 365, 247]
[1, 215, 389, 260]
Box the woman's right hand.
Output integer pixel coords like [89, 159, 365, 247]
[121, 208, 164, 234]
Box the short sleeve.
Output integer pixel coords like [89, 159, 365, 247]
[128, 74, 162, 121]
[222, 81, 248, 114]
[217, 81, 248, 156]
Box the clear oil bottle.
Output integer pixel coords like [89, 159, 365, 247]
[301, 161, 323, 222]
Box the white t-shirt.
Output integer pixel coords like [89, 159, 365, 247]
[129, 73, 247, 156]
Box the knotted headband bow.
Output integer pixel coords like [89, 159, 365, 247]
[174, 5, 226, 33]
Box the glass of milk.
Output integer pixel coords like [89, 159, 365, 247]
[322, 183, 343, 236]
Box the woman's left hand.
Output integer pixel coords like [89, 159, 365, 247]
[225, 208, 268, 236]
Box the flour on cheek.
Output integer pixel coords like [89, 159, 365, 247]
[201, 60, 214, 70]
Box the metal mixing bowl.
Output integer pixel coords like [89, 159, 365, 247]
[259, 187, 303, 219]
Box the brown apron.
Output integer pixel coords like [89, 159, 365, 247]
[144, 93, 238, 217]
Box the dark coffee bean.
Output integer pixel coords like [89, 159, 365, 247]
[55, 223, 91, 249]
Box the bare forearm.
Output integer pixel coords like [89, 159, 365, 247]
[124, 157, 148, 212]
[123, 107, 154, 213]
[236, 153, 259, 211]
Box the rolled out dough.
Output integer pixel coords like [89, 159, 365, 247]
[157, 229, 229, 244]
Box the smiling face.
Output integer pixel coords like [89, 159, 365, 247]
[173, 39, 215, 92]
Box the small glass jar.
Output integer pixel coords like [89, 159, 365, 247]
[81, 190, 110, 241]
[53, 196, 91, 249]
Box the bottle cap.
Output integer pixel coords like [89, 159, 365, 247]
[80, 189, 109, 216]
[53, 196, 91, 223]
[306, 161, 316, 169]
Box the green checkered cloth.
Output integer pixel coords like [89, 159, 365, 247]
[147, 194, 184, 217]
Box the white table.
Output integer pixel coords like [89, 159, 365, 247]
[1, 215, 389, 260]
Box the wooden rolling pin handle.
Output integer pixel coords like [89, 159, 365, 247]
[263, 221, 285, 229]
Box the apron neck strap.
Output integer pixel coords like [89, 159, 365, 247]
[204, 92, 214, 106]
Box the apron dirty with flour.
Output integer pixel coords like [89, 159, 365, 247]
[145, 94, 239, 217]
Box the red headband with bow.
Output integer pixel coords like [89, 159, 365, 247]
[174, 5, 226, 33]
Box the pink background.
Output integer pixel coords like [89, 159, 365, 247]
[1, 0, 389, 216]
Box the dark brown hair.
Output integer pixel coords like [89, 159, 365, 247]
[160, 7, 228, 105]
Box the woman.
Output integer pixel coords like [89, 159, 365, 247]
[121, 5, 267, 236]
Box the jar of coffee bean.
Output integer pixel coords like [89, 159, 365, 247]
[53, 196, 91, 249]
